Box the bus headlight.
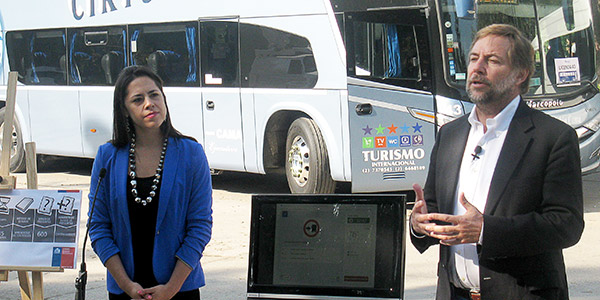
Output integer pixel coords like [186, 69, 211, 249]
[576, 113, 600, 141]
[576, 127, 593, 140]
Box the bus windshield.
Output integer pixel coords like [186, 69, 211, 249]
[440, 0, 596, 96]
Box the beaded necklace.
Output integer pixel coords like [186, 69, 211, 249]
[129, 134, 168, 206]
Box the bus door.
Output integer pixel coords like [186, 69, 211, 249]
[343, 11, 435, 192]
[349, 82, 434, 192]
[199, 18, 245, 171]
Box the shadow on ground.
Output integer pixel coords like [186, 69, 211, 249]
[582, 170, 600, 213]
[211, 171, 290, 194]
[211, 170, 352, 194]
[34, 155, 94, 175]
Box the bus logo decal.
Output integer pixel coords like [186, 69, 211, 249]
[362, 137, 374, 149]
[375, 137, 386, 148]
[399, 135, 411, 147]
[387, 124, 398, 134]
[412, 122, 423, 133]
[526, 99, 564, 109]
[387, 136, 399, 147]
[399, 124, 410, 133]
[71, 0, 152, 21]
[412, 135, 424, 146]
[361, 149, 426, 162]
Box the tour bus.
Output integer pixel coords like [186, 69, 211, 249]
[0, 0, 598, 194]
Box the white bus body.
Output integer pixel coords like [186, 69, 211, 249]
[0, 0, 356, 193]
[0, 0, 598, 194]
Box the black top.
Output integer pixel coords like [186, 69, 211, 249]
[127, 175, 161, 287]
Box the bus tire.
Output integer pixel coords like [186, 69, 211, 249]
[0, 108, 26, 173]
[285, 117, 336, 194]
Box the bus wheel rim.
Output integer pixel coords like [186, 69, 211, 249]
[288, 135, 310, 187]
[0, 123, 18, 160]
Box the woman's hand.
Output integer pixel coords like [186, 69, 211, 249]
[138, 260, 192, 300]
[139, 284, 178, 300]
[122, 281, 146, 299]
[105, 255, 148, 299]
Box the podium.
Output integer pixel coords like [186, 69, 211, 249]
[247, 194, 406, 300]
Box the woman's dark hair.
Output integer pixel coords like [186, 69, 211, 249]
[110, 65, 195, 147]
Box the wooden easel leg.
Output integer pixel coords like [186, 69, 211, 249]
[17, 271, 32, 300]
[31, 271, 43, 300]
[0, 270, 8, 281]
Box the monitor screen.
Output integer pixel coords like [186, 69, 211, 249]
[247, 194, 406, 299]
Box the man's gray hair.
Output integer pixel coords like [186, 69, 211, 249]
[471, 24, 535, 94]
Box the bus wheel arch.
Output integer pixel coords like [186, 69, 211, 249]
[263, 111, 336, 193]
[0, 106, 26, 173]
[262, 110, 305, 170]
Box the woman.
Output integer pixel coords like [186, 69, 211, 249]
[88, 65, 213, 300]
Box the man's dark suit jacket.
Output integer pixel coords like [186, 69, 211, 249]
[411, 100, 585, 299]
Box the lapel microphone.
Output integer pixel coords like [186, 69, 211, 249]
[75, 167, 106, 300]
[472, 145, 482, 161]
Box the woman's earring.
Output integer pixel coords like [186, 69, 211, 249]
[126, 117, 131, 133]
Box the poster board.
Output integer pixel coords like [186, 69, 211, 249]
[0, 189, 82, 269]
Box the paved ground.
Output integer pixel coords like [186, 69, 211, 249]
[0, 157, 599, 299]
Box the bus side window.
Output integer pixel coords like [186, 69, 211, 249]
[6, 30, 66, 85]
[6, 31, 29, 83]
[240, 23, 318, 89]
[200, 21, 240, 87]
[415, 26, 431, 80]
[130, 22, 198, 87]
[67, 27, 126, 85]
[101, 50, 125, 85]
[394, 25, 420, 79]
[347, 12, 430, 91]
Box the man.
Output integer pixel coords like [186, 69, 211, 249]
[410, 24, 584, 300]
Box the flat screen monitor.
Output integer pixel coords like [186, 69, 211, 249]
[247, 194, 406, 300]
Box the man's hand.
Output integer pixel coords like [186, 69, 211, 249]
[410, 183, 430, 236]
[424, 193, 483, 246]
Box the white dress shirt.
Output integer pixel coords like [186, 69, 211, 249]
[449, 96, 520, 289]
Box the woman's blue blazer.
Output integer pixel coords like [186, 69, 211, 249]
[88, 137, 213, 294]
